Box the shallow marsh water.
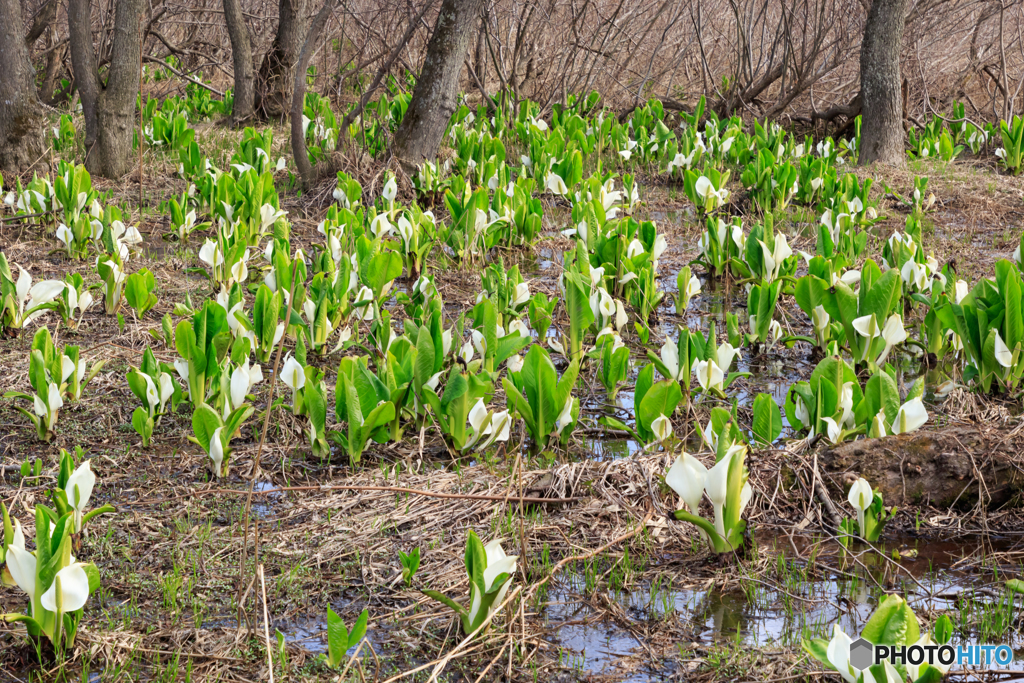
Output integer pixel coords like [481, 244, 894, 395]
[535, 532, 1024, 679]
[264, 531, 1024, 679]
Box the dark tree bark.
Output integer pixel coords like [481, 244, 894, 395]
[392, 0, 486, 168]
[68, 0, 100, 148]
[223, 0, 255, 123]
[858, 0, 909, 166]
[255, 0, 309, 120]
[40, 33, 63, 105]
[0, 0, 44, 172]
[27, 0, 63, 104]
[69, 0, 145, 178]
[291, 0, 337, 185]
[25, 0, 58, 46]
[473, 15, 486, 92]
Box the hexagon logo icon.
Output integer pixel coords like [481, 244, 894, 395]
[849, 637, 874, 670]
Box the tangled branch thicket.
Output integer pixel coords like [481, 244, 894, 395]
[22, 0, 1024, 123]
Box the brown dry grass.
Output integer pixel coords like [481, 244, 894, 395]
[3, 120, 1024, 681]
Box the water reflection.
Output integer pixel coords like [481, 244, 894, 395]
[543, 532, 1024, 667]
[251, 480, 281, 520]
[582, 438, 641, 460]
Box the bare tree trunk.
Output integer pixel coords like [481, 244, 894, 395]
[473, 14, 486, 92]
[69, 0, 144, 178]
[392, 0, 485, 168]
[25, 0, 58, 46]
[40, 31, 63, 105]
[68, 0, 100, 148]
[858, 0, 908, 166]
[291, 0, 337, 185]
[255, 0, 309, 120]
[0, 0, 45, 173]
[223, 0, 255, 122]
[293, 0, 433, 185]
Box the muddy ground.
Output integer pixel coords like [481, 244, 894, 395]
[2, 123, 1024, 682]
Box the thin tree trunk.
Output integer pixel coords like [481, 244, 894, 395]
[294, 0, 433, 185]
[41, 30, 63, 105]
[255, 0, 309, 120]
[223, 0, 255, 123]
[858, 0, 909, 166]
[0, 0, 44, 172]
[68, 0, 145, 178]
[291, 0, 338, 185]
[68, 0, 101, 149]
[25, 0, 58, 46]
[474, 13, 486, 92]
[392, 0, 486, 168]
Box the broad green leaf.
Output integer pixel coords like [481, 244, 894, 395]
[862, 268, 901, 320]
[521, 345, 558, 438]
[362, 251, 402, 299]
[860, 594, 920, 646]
[306, 384, 326, 432]
[932, 614, 953, 644]
[413, 327, 435, 391]
[863, 372, 900, 424]
[131, 407, 152, 444]
[1004, 271, 1023, 350]
[465, 530, 487, 592]
[342, 376, 365, 429]
[191, 405, 223, 452]
[794, 275, 829, 318]
[502, 378, 534, 432]
[553, 359, 580, 423]
[225, 405, 254, 438]
[751, 393, 781, 445]
[800, 638, 832, 669]
[326, 607, 349, 665]
[754, 280, 781, 341]
[361, 401, 395, 438]
[348, 608, 369, 649]
[637, 380, 682, 433]
[126, 370, 151, 407]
